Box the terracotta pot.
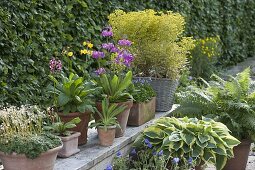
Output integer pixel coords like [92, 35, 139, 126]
[96, 100, 133, 138]
[97, 126, 116, 146]
[224, 139, 252, 170]
[128, 97, 156, 126]
[58, 132, 81, 158]
[58, 112, 91, 145]
[0, 145, 62, 170]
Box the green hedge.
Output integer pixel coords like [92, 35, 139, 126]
[0, 0, 254, 107]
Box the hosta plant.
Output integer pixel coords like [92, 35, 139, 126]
[133, 117, 240, 170]
[174, 67, 255, 140]
[48, 73, 99, 114]
[94, 71, 133, 103]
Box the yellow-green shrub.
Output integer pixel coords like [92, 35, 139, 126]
[108, 9, 195, 80]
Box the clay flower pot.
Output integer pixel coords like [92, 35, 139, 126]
[97, 126, 116, 146]
[58, 112, 91, 145]
[58, 132, 81, 158]
[128, 97, 156, 126]
[224, 139, 252, 170]
[0, 145, 62, 170]
[96, 100, 133, 138]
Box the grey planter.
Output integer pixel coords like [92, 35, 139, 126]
[134, 77, 179, 112]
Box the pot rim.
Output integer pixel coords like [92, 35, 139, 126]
[97, 125, 116, 129]
[0, 144, 63, 158]
[60, 131, 81, 140]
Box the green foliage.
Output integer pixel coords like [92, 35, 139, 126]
[129, 80, 156, 103]
[44, 117, 81, 136]
[175, 67, 255, 140]
[112, 149, 166, 170]
[0, 106, 62, 159]
[109, 9, 195, 79]
[90, 98, 126, 129]
[189, 36, 222, 80]
[48, 73, 98, 114]
[133, 117, 240, 170]
[94, 71, 133, 103]
[1, 0, 254, 106]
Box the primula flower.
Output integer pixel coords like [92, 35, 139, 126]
[116, 151, 122, 158]
[110, 47, 119, 53]
[102, 43, 115, 51]
[101, 27, 113, 37]
[49, 58, 62, 73]
[105, 164, 113, 170]
[130, 148, 137, 155]
[92, 51, 105, 59]
[95, 68, 106, 75]
[83, 41, 87, 46]
[118, 39, 132, 46]
[172, 157, 180, 164]
[67, 52, 73, 57]
[117, 50, 134, 67]
[87, 43, 93, 48]
[80, 49, 88, 55]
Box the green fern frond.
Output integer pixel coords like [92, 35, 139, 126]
[236, 67, 251, 94]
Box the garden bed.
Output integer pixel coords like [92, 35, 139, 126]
[54, 107, 176, 170]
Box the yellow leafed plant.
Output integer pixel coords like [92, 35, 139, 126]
[108, 9, 195, 79]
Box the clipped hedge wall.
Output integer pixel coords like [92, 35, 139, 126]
[0, 0, 254, 107]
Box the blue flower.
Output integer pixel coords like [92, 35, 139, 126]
[152, 151, 157, 156]
[188, 157, 193, 164]
[130, 148, 137, 155]
[158, 150, 163, 156]
[116, 151, 122, 158]
[144, 138, 152, 148]
[105, 164, 113, 170]
[172, 157, 180, 164]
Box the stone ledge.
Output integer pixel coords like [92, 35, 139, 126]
[54, 106, 176, 170]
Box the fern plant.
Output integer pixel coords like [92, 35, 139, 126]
[174, 67, 255, 141]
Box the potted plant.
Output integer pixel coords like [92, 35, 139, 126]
[44, 115, 81, 158]
[127, 79, 156, 126]
[133, 117, 240, 170]
[48, 73, 98, 145]
[94, 71, 133, 138]
[0, 106, 62, 170]
[108, 9, 195, 112]
[90, 98, 126, 146]
[174, 67, 255, 170]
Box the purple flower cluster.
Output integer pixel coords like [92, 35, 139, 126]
[116, 50, 134, 67]
[102, 43, 119, 53]
[95, 68, 106, 75]
[118, 39, 132, 46]
[92, 51, 105, 59]
[101, 27, 113, 37]
[105, 164, 113, 170]
[49, 58, 62, 73]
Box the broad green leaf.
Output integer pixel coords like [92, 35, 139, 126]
[222, 135, 240, 147]
[215, 154, 227, 170]
[192, 144, 203, 157]
[58, 93, 70, 106]
[144, 126, 165, 139]
[180, 132, 196, 145]
[198, 134, 210, 143]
